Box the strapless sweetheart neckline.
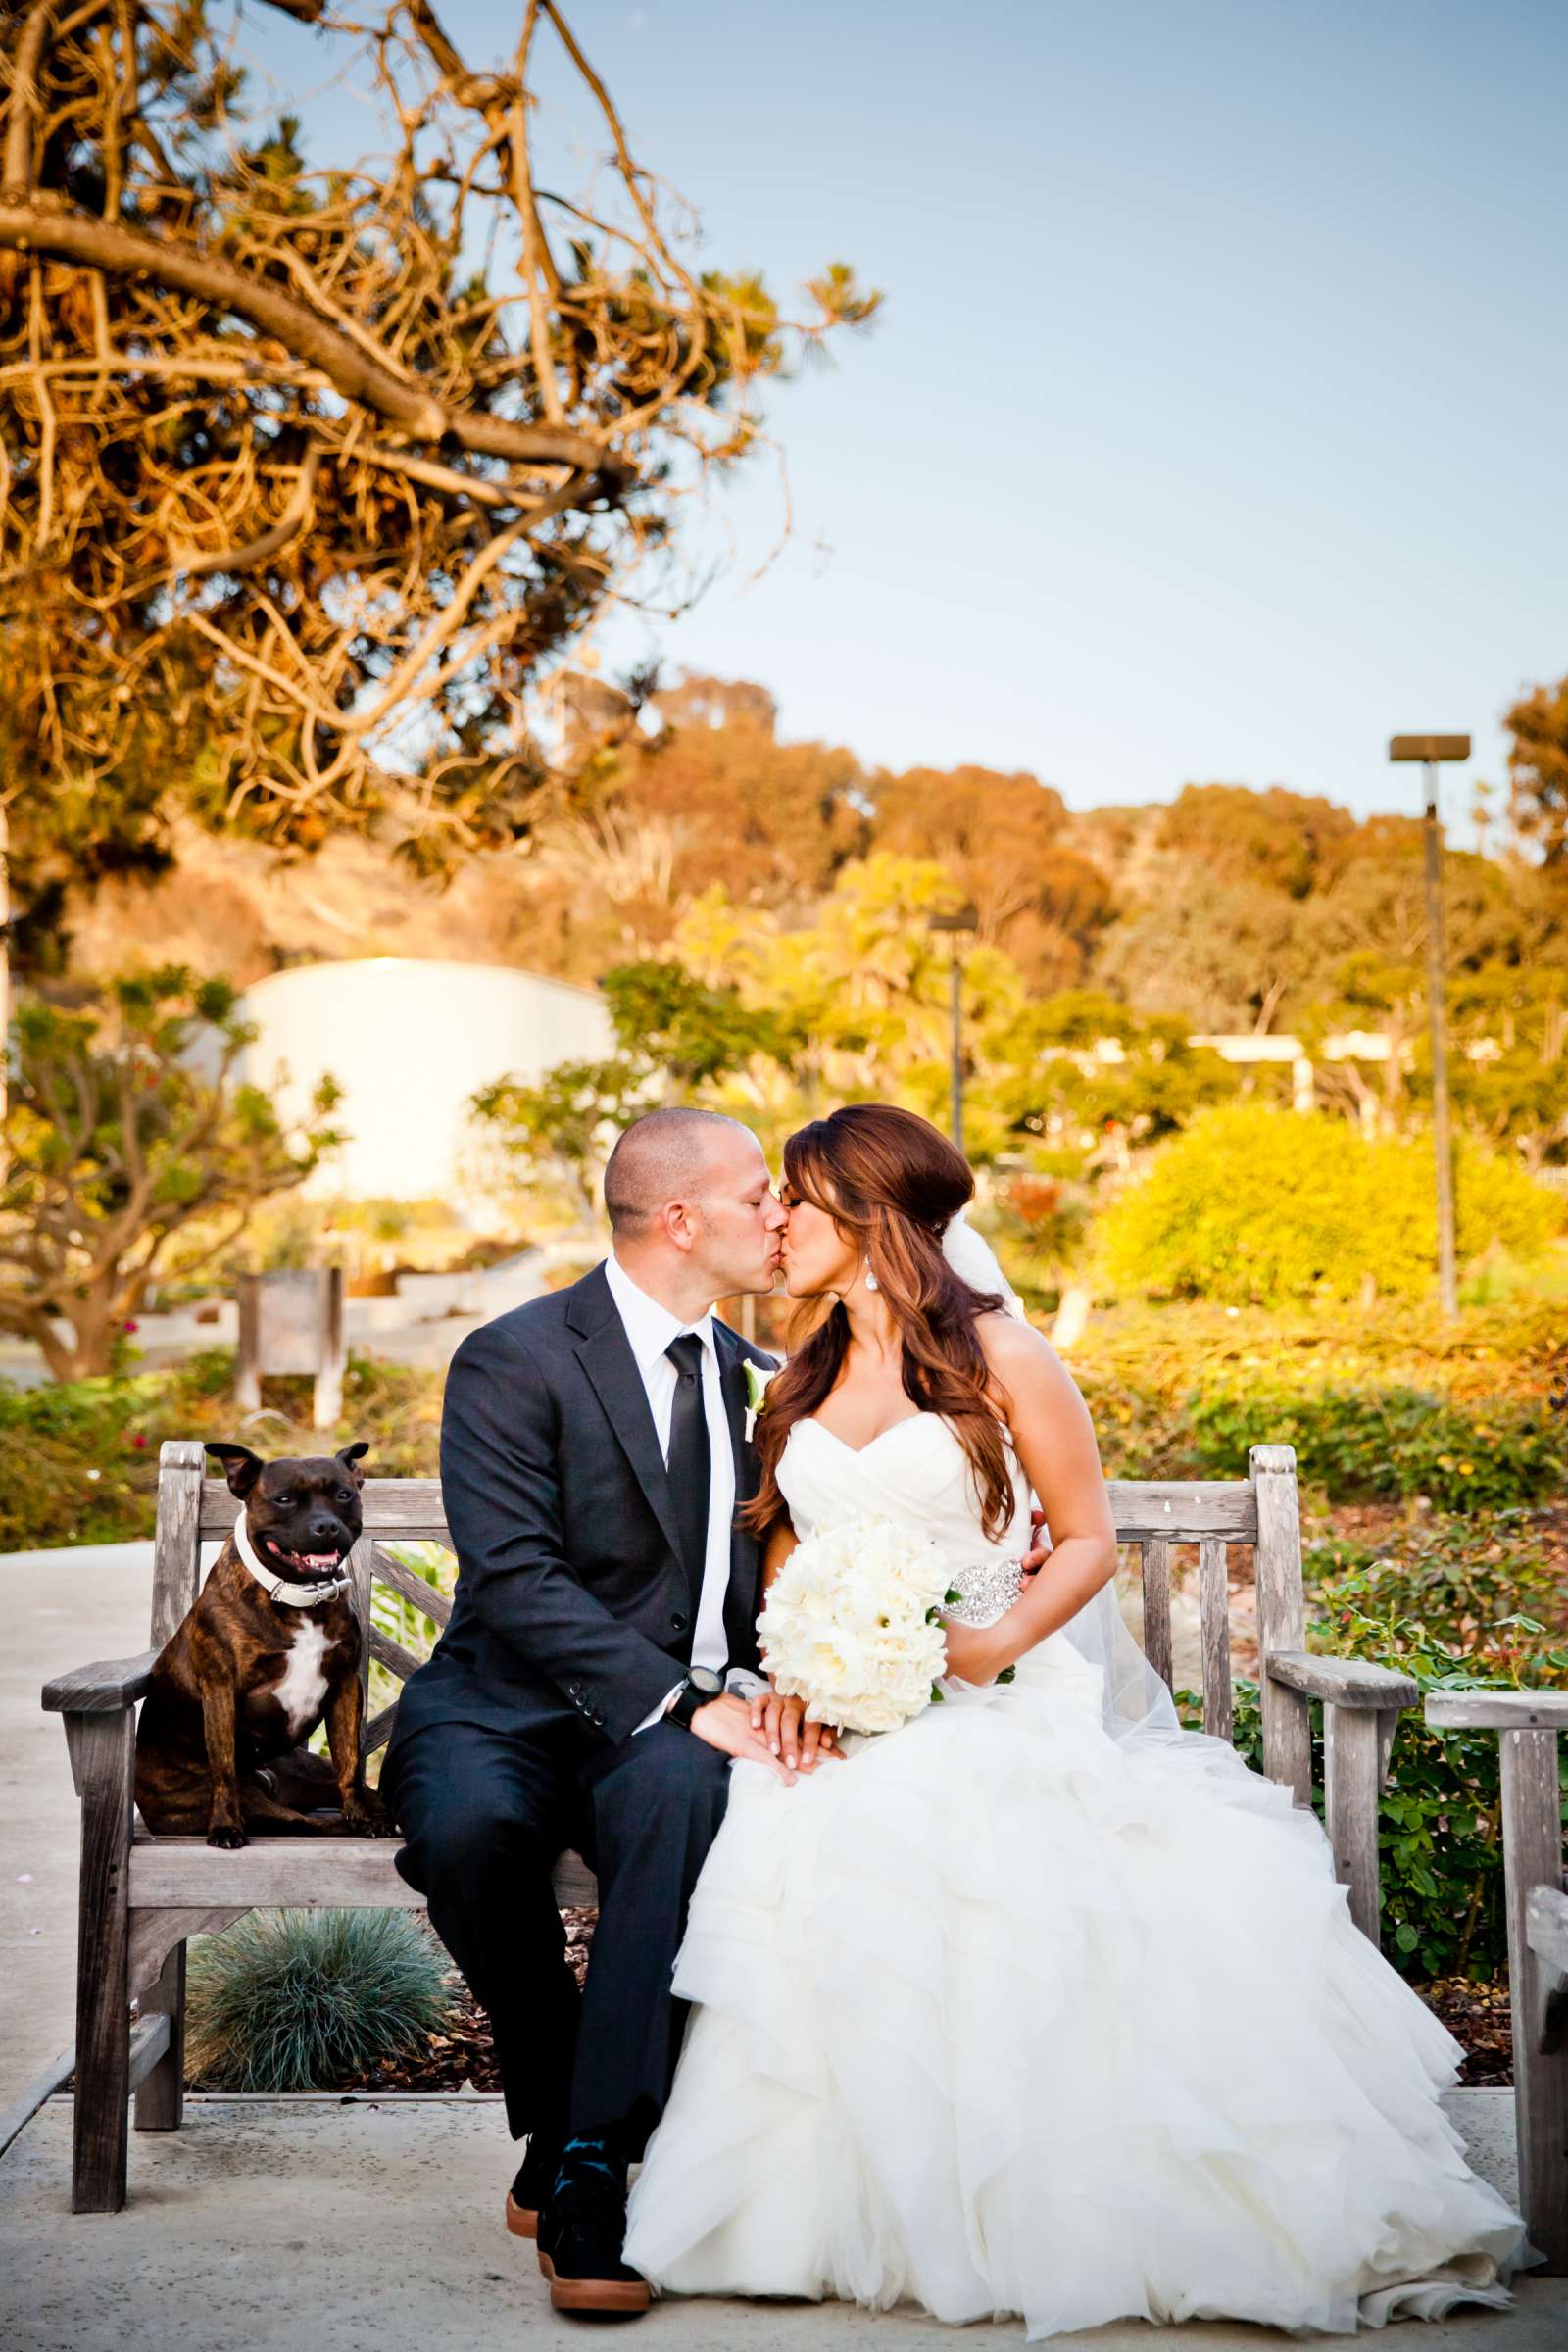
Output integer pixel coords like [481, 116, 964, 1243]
[797, 1410, 941, 1460]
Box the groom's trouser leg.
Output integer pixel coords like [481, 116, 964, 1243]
[569, 1719, 731, 2156]
[385, 1719, 579, 2142]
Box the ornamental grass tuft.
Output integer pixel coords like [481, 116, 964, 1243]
[185, 1910, 457, 2092]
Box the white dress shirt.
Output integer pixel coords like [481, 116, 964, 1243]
[603, 1253, 760, 1732]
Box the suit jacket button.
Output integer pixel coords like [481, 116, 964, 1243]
[670, 1612, 688, 1633]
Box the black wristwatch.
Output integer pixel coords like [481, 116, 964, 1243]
[668, 1665, 724, 1730]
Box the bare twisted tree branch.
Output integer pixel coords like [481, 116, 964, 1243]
[0, 0, 878, 924]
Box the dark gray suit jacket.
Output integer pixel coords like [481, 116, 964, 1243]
[388, 1260, 775, 1756]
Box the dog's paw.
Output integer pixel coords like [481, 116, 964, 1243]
[206, 1821, 248, 1849]
[342, 1798, 394, 1839]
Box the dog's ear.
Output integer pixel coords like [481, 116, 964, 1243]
[206, 1443, 266, 1499]
[336, 1440, 369, 1487]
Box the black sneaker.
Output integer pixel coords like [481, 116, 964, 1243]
[504, 2132, 563, 2241]
[536, 2181, 650, 2318]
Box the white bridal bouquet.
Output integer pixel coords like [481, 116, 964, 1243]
[757, 1515, 957, 1736]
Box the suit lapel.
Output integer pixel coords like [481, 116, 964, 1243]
[716, 1325, 752, 1500]
[566, 1266, 764, 1654]
[716, 1324, 763, 1666]
[571, 1267, 689, 1573]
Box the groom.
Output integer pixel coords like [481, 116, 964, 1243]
[382, 1106, 791, 2319]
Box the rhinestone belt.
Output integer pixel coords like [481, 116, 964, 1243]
[942, 1554, 1026, 1629]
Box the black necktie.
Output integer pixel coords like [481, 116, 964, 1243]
[664, 1334, 711, 1592]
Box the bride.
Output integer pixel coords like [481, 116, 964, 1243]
[622, 1103, 1526, 2336]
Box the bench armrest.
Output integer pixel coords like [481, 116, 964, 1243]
[41, 1648, 160, 1714]
[1424, 1689, 1568, 1731]
[1267, 1651, 1420, 1712]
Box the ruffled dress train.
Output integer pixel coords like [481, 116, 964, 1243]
[622, 1416, 1525, 2337]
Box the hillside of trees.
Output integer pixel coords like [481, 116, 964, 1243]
[68, 667, 1565, 1061]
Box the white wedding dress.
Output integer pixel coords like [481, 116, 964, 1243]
[623, 1410, 1528, 2336]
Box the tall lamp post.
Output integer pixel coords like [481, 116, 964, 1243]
[928, 904, 979, 1151]
[1389, 733, 1471, 1317]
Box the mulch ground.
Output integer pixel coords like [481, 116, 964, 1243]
[1421, 1976, 1514, 2087]
[292, 1911, 1515, 2097]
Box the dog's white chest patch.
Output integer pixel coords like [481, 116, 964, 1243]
[274, 1619, 331, 1739]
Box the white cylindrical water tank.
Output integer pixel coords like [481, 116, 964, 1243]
[233, 957, 614, 1203]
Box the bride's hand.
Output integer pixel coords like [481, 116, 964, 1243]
[801, 1715, 844, 1770]
[943, 1621, 1004, 1685]
[751, 1683, 844, 1772]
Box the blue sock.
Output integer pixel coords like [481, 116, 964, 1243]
[552, 2132, 625, 2202]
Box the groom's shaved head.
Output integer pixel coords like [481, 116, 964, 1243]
[604, 1107, 753, 1237]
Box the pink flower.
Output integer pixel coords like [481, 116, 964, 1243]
[131, 1433, 147, 1450]
[123, 1318, 139, 1334]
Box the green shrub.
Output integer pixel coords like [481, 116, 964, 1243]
[0, 1373, 155, 1547]
[1178, 1519, 1568, 1982]
[1188, 1379, 1562, 1510]
[1175, 1675, 1265, 1776]
[1072, 1371, 1199, 1481]
[1307, 1513, 1568, 1653]
[185, 1911, 457, 2092]
[1066, 1288, 1567, 1409]
[1310, 1531, 1568, 1980]
[1094, 1103, 1562, 1308]
[0, 1348, 444, 1549]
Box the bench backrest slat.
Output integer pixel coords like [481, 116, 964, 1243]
[151, 1441, 208, 1648]
[192, 1471, 1261, 1547]
[1198, 1536, 1234, 1742]
[1138, 1539, 1174, 1690]
[155, 1441, 1301, 1775]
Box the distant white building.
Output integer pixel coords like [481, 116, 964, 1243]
[232, 958, 613, 1204]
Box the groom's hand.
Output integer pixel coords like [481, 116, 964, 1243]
[690, 1692, 800, 1784]
[1021, 1504, 1052, 1579]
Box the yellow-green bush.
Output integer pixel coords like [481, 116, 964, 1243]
[0, 1349, 441, 1550]
[1094, 1104, 1562, 1309]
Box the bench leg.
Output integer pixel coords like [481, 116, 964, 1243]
[1500, 1728, 1568, 2273]
[1324, 1705, 1383, 1945]
[133, 1943, 185, 2134]
[67, 1711, 135, 2213]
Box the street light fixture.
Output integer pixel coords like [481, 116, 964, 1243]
[929, 904, 980, 1152]
[1389, 732, 1472, 1317]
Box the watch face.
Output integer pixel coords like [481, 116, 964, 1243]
[689, 1665, 724, 1696]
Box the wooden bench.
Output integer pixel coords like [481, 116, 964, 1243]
[43, 1435, 1417, 2214]
[1425, 1689, 1568, 2272]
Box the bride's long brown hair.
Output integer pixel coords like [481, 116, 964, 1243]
[744, 1104, 1014, 1542]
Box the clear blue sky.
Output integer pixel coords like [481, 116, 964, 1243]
[261, 0, 1567, 821]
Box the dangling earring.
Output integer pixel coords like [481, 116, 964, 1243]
[863, 1260, 879, 1292]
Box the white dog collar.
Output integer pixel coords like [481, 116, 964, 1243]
[233, 1508, 354, 1609]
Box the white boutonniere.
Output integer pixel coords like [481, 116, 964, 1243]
[743, 1359, 779, 1442]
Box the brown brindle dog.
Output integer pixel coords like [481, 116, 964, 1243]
[134, 1440, 392, 1847]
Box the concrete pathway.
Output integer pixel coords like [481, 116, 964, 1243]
[1, 2093, 1561, 2352]
[0, 1540, 216, 2099]
[4, 1544, 1560, 2350]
